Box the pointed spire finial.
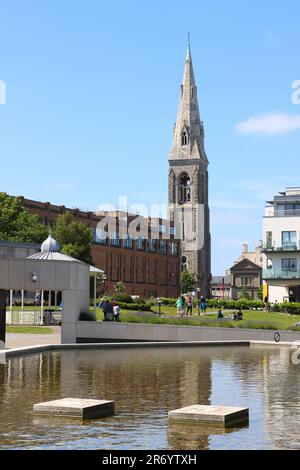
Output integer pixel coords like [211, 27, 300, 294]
[186, 32, 191, 61]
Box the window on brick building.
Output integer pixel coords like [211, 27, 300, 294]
[111, 232, 120, 247]
[148, 239, 157, 253]
[136, 237, 144, 250]
[159, 240, 167, 254]
[123, 234, 133, 249]
[93, 228, 107, 245]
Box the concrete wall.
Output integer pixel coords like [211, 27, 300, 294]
[76, 321, 300, 343]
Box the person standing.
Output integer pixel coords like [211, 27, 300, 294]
[106, 300, 114, 321]
[113, 302, 120, 322]
[99, 298, 108, 321]
[199, 296, 207, 316]
[176, 296, 183, 316]
[180, 295, 186, 316]
[187, 296, 193, 316]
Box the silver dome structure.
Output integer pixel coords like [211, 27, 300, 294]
[41, 234, 61, 253]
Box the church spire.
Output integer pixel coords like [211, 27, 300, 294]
[169, 42, 207, 162]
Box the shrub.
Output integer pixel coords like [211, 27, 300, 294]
[79, 311, 96, 321]
[110, 293, 133, 304]
[114, 281, 126, 293]
[160, 297, 177, 306]
[207, 299, 265, 310]
[278, 302, 300, 315]
[118, 301, 152, 312]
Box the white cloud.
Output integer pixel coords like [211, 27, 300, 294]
[236, 113, 300, 135]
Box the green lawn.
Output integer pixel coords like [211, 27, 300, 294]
[94, 304, 300, 330]
[117, 306, 300, 331]
[11, 305, 300, 332]
[6, 326, 54, 334]
[119, 311, 300, 331]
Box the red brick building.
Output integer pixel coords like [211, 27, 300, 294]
[19, 196, 180, 298]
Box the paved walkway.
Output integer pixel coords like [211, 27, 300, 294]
[5, 326, 61, 349]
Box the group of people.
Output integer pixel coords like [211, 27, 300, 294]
[176, 295, 207, 317]
[98, 299, 120, 322]
[217, 308, 243, 321]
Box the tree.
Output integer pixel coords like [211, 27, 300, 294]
[115, 281, 126, 293]
[257, 286, 263, 300]
[180, 271, 197, 294]
[54, 212, 93, 264]
[0, 192, 48, 243]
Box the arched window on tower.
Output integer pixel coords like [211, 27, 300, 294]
[181, 256, 188, 272]
[179, 173, 191, 204]
[181, 130, 188, 146]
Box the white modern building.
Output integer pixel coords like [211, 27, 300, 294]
[262, 187, 300, 303]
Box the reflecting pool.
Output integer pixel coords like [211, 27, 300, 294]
[0, 345, 299, 449]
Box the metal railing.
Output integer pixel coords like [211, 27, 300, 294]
[262, 241, 300, 252]
[274, 209, 300, 217]
[6, 310, 56, 326]
[263, 269, 300, 280]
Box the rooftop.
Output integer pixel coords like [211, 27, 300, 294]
[266, 187, 300, 205]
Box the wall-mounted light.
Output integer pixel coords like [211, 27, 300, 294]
[32, 272, 38, 283]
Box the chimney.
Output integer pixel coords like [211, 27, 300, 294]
[242, 244, 248, 253]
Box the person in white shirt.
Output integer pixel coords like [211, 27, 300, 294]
[113, 303, 120, 322]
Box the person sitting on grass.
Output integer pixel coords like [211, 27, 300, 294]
[233, 309, 243, 321]
[217, 309, 224, 319]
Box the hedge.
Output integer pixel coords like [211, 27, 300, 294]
[159, 297, 266, 310]
[79, 311, 96, 321]
[110, 293, 133, 303]
[270, 302, 300, 315]
[117, 301, 152, 312]
[206, 299, 265, 309]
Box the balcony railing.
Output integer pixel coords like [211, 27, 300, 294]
[262, 241, 300, 252]
[274, 209, 300, 217]
[263, 269, 300, 280]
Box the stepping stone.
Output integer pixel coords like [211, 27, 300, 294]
[168, 404, 249, 428]
[33, 398, 114, 419]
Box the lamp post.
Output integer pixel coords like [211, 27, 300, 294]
[157, 297, 162, 316]
[102, 274, 107, 296]
[197, 288, 201, 316]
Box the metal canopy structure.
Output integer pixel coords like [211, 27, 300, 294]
[0, 234, 105, 348]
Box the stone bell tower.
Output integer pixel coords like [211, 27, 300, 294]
[168, 42, 211, 296]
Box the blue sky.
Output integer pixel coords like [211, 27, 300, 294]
[0, 0, 300, 274]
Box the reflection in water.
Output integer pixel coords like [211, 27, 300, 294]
[0, 345, 299, 449]
[168, 421, 249, 450]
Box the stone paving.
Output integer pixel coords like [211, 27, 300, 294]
[5, 326, 61, 349]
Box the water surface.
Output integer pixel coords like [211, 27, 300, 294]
[0, 345, 299, 450]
